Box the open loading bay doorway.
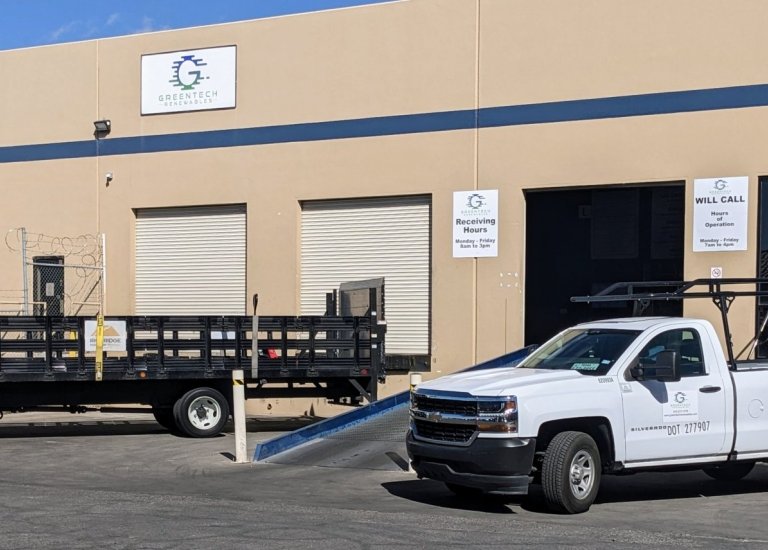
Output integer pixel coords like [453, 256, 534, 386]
[524, 184, 685, 345]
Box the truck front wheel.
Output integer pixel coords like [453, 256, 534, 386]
[173, 387, 230, 438]
[541, 431, 601, 514]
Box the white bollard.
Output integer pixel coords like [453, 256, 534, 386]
[407, 372, 422, 474]
[409, 372, 422, 390]
[232, 369, 248, 463]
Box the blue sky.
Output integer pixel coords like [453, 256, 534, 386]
[0, 0, 396, 51]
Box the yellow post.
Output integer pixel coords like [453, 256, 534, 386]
[95, 314, 104, 381]
[67, 331, 77, 358]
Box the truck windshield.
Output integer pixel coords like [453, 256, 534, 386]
[518, 328, 641, 375]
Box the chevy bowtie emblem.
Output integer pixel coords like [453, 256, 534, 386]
[427, 411, 443, 422]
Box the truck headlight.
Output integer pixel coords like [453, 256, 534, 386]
[477, 398, 517, 433]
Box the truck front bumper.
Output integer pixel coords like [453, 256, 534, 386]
[406, 430, 536, 494]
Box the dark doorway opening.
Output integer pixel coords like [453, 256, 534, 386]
[524, 184, 685, 345]
[33, 256, 64, 316]
[755, 176, 768, 358]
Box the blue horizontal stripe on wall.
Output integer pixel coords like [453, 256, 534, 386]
[2, 83, 768, 164]
[0, 141, 97, 163]
[479, 83, 768, 127]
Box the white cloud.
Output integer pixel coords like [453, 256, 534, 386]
[46, 12, 170, 44]
[50, 20, 80, 40]
[134, 16, 169, 34]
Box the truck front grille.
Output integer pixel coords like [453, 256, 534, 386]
[413, 394, 477, 416]
[413, 419, 475, 443]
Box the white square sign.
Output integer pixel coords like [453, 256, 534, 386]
[142, 45, 237, 114]
[85, 320, 127, 352]
[663, 390, 699, 422]
[693, 176, 748, 251]
[453, 190, 499, 258]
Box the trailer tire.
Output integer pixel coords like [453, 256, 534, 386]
[703, 462, 754, 481]
[173, 387, 229, 438]
[152, 407, 176, 431]
[541, 431, 601, 514]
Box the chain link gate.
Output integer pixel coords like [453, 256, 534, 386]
[3, 228, 105, 316]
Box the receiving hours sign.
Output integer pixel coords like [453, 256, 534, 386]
[453, 190, 498, 258]
[693, 177, 748, 252]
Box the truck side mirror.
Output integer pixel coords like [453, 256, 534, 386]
[633, 350, 681, 383]
[652, 350, 681, 382]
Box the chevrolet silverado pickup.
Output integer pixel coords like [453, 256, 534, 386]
[407, 279, 768, 513]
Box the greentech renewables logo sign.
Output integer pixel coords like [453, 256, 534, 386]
[141, 45, 236, 115]
[170, 54, 208, 90]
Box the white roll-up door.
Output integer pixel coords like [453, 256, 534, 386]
[135, 205, 246, 315]
[301, 196, 430, 355]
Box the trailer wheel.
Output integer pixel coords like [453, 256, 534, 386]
[152, 407, 176, 431]
[173, 387, 230, 438]
[703, 462, 754, 481]
[541, 431, 601, 514]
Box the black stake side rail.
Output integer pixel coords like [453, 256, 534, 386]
[0, 314, 386, 385]
[571, 278, 768, 371]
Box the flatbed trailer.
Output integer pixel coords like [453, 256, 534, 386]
[0, 292, 386, 437]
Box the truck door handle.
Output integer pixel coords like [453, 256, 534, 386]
[699, 386, 722, 393]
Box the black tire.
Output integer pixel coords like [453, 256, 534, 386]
[445, 482, 484, 497]
[173, 387, 230, 438]
[703, 462, 755, 481]
[541, 431, 602, 514]
[152, 407, 176, 431]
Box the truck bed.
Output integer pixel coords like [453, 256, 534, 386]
[731, 367, 768, 455]
[733, 360, 768, 372]
[0, 313, 385, 405]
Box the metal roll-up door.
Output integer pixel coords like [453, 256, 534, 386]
[301, 196, 431, 357]
[135, 205, 246, 315]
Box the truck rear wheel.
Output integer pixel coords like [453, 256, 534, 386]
[703, 462, 754, 481]
[541, 431, 601, 514]
[173, 387, 230, 438]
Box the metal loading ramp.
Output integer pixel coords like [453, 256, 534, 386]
[257, 402, 411, 471]
[252, 347, 534, 471]
[253, 391, 410, 471]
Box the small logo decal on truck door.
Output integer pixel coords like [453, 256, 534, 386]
[663, 391, 699, 421]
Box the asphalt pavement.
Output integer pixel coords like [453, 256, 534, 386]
[0, 408, 767, 549]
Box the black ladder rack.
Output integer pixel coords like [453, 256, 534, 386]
[571, 278, 768, 370]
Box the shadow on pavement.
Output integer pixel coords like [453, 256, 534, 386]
[0, 420, 167, 438]
[381, 479, 517, 514]
[0, 412, 321, 439]
[588, 470, 768, 505]
[384, 468, 768, 515]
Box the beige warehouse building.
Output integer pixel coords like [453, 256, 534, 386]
[1, 0, 767, 412]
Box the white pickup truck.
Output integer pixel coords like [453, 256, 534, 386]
[407, 311, 768, 513]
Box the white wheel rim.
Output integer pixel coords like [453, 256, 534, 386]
[569, 450, 595, 500]
[186, 396, 221, 431]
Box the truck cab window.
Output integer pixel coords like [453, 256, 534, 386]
[519, 328, 641, 376]
[631, 328, 705, 378]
